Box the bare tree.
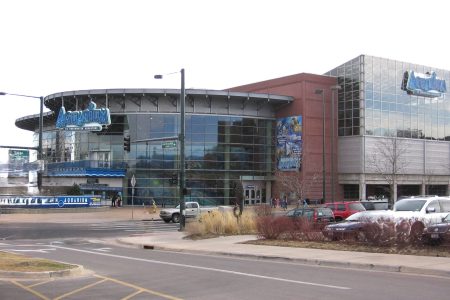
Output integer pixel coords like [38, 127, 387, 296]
[276, 172, 320, 205]
[424, 161, 450, 195]
[367, 136, 409, 206]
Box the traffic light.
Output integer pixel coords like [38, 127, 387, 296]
[123, 136, 131, 152]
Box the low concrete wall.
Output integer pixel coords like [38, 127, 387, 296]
[0, 206, 110, 214]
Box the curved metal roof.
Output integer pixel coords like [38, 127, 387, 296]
[17, 88, 294, 132]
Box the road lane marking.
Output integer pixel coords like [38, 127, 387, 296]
[53, 278, 108, 300]
[121, 289, 144, 300]
[11, 280, 50, 300]
[27, 279, 54, 288]
[93, 247, 112, 252]
[3, 248, 56, 254]
[95, 275, 182, 300]
[50, 245, 351, 290]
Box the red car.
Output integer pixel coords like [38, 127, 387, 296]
[324, 201, 366, 221]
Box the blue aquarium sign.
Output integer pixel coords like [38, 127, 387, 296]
[56, 101, 111, 131]
[401, 70, 447, 98]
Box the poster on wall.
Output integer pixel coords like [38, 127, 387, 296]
[276, 116, 302, 171]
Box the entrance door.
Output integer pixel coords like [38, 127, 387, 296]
[244, 187, 261, 205]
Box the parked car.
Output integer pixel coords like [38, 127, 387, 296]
[322, 210, 392, 240]
[392, 196, 450, 239]
[159, 201, 218, 223]
[324, 201, 366, 221]
[285, 207, 335, 223]
[423, 213, 450, 244]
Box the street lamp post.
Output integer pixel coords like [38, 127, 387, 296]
[315, 89, 326, 203]
[154, 69, 186, 231]
[330, 85, 341, 203]
[0, 92, 44, 192]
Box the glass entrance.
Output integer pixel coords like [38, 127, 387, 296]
[244, 186, 261, 205]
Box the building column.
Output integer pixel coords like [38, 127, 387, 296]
[359, 174, 366, 201]
[265, 181, 272, 204]
[224, 124, 230, 205]
[266, 121, 273, 204]
[421, 181, 426, 196]
[393, 180, 398, 203]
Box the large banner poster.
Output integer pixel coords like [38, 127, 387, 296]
[276, 116, 302, 171]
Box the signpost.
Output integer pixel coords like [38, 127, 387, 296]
[162, 141, 177, 149]
[131, 174, 136, 219]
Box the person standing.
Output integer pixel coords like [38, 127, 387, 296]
[111, 194, 116, 207]
[282, 196, 288, 210]
[116, 192, 122, 207]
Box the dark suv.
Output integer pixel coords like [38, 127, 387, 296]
[285, 207, 335, 223]
[324, 201, 366, 221]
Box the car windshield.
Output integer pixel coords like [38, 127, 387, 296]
[318, 208, 333, 217]
[349, 203, 366, 211]
[394, 199, 427, 211]
[286, 209, 297, 216]
[345, 213, 364, 222]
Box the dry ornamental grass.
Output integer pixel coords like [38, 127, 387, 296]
[0, 251, 76, 272]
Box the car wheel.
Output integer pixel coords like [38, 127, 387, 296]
[172, 213, 180, 223]
[355, 230, 366, 242]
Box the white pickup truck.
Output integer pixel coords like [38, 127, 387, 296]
[159, 201, 218, 223]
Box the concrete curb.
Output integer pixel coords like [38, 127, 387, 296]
[0, 264, 89, 280]
[116, 238, 450, 278]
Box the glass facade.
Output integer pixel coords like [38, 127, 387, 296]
[328, 55, 450, 139]
[38, 113, 275, 206]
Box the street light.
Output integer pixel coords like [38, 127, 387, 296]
[0, 92, 44, 193]
[330, 85, 341, 203]
[154, 69, 186, 231]
[315, 89, 326, 203]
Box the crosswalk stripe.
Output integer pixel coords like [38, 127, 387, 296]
[87, 220, 178, 233]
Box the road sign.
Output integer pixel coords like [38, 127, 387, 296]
[131, 174, 136, 187]
[9, 149, 29, 162]
[162, 141, 177, 149]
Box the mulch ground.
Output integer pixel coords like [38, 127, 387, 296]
[243, 239, 450, 257]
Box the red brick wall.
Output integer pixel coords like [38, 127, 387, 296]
[228, 73, 340, 202]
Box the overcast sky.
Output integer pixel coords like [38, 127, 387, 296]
[1, 0, 450, 162]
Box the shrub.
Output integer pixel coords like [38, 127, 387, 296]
[253, 204, 273, 217]
[186, 210, 256, 237]
[66, 183, 82, 195]
[256, 216, 292, 240]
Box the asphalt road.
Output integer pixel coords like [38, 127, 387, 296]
[0, 220, 179, 240]
[1, 239, 450, 300]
